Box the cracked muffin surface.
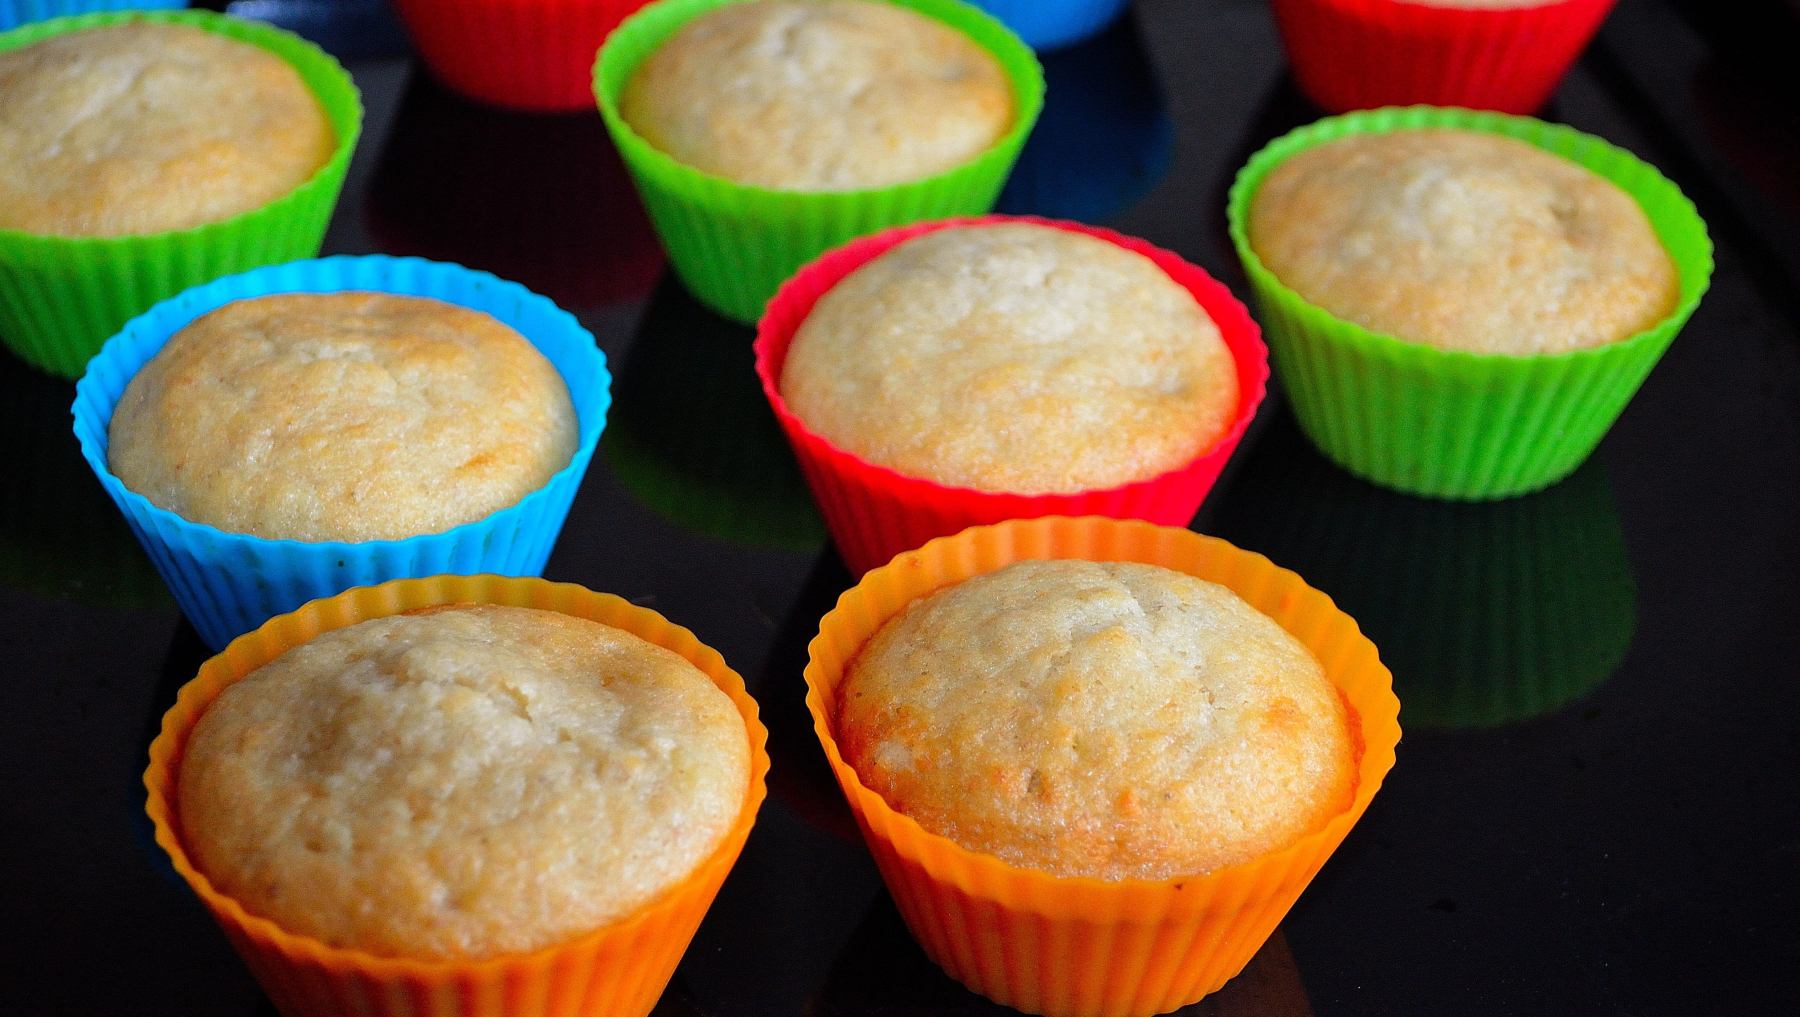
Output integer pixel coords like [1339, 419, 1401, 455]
[0, 21, 333, 237]
[108, 292, 578, 542]
[836, 559, 1355, 881]
[779, 222, 1238, 494]
[1248, 128, 1678, 355]
[177, 604, 752, 959]
[619, 0, 1013, 190]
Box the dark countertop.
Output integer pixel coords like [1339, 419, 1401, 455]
[4, 0, 1797, 1013]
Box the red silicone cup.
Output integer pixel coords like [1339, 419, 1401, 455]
[1270, 0, 1618, 115]
[753, 214, 1270, 577]
[391, 0, 654, 112]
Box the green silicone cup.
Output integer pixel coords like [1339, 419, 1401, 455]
[594, 0, 1044, 324]
[0, 9, 362, 378]
[1227, 106, 1714, 500]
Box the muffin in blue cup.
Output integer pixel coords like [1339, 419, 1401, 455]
[72, 255, 611, 648]
[0, 0, 183, 32]
[967, 0, 1128, 50]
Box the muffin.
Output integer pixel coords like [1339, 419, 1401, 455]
[0, 20, 333, 237]
[0, 11, 359, 379]
[804, 517, 1398, 1015]
[837, 558, 1355, 880]
[619, 0, 1014, 191]
[779, 222, 1239, 494]
[176, 603, 753, 959]
[107, 292, 579, 542]
[1228, 109, 1709, 500]
[1248, 129, 1676, 356]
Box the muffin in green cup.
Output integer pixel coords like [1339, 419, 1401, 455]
[1227, 105, 1712, 500]
[0, 9, 362, 378]
[594, 0, 1043, 324]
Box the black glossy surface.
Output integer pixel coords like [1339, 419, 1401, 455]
[5, 1, 1798, 1013]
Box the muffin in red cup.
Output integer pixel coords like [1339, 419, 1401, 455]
[753, 215, 1267, 575]
[392, 0, 654, 111]
[1270, 0, 1618, 114]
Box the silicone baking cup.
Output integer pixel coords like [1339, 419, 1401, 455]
[145, 574, 771, 1017]
[1227, 106, 1712, 500]
[967, 0, 1128, 50]
[72, 256, 611, 649]
[594, 0, 1045, 323]
[755, 214, 1269, 576]
[0, 9, 361, 378]
[1270, 0, 1617, 114]
[1, 0, 182, 31]
[804, 516, 1400, 1017]
[392, 0, 654, 111]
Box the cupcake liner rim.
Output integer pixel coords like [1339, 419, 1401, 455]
[1225, 104, 1714, 368]
[752, 214, 1271, 508]
[803, 514, 1400, 903]
[592, 0, 1046, 203]
[70, 254, 611, 555]
[145, 573, 772, 978]
[0, 8, 364, 251]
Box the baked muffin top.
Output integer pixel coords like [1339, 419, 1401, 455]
[837, 559, 1355, 881]
[1248, 129, 1678, 355]
[779, 223, 1239, 494]
[108, 292, 578, 542]
[177, 604, 752, 959]
[619, 0, 1013, 190]
[0, 21, 333, 238]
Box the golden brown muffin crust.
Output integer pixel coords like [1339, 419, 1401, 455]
[1248, 129, 1678, 355]
[838, 560, 1356, 881]
[0, 22, 334, 237]
[780, 223, 1239, 494]
[108, 292, 578, 542]
[177, 605, 752, 959]
[620, 0, 1013, 190]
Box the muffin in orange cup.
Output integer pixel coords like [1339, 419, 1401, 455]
[144, 575, 770, 1017]
[803, 516, 1400, 1016]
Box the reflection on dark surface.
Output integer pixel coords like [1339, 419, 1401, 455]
[603, 280, 826, 552]
[133, 621, 213, 887]
[1211, 413, 1635, 730]
[0, 358, 167, 609]
[1693, 59, 1800, 218]
[365, 73, 662, 310]
[225, 0, 410, 59]
[808, 896, 1313, 1016]
[996, 13, 1173, 222]
[759, 552, 861, 847]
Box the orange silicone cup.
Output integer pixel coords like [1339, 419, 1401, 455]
[144, 575, 771, 1017]
[803, 517, 1401, 1017]
[755, 214, 1270, 577]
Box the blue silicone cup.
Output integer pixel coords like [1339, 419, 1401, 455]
[1, 0, 184, 31]
[968, 0, 1127, 49]
[72, 255, 611, 650]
